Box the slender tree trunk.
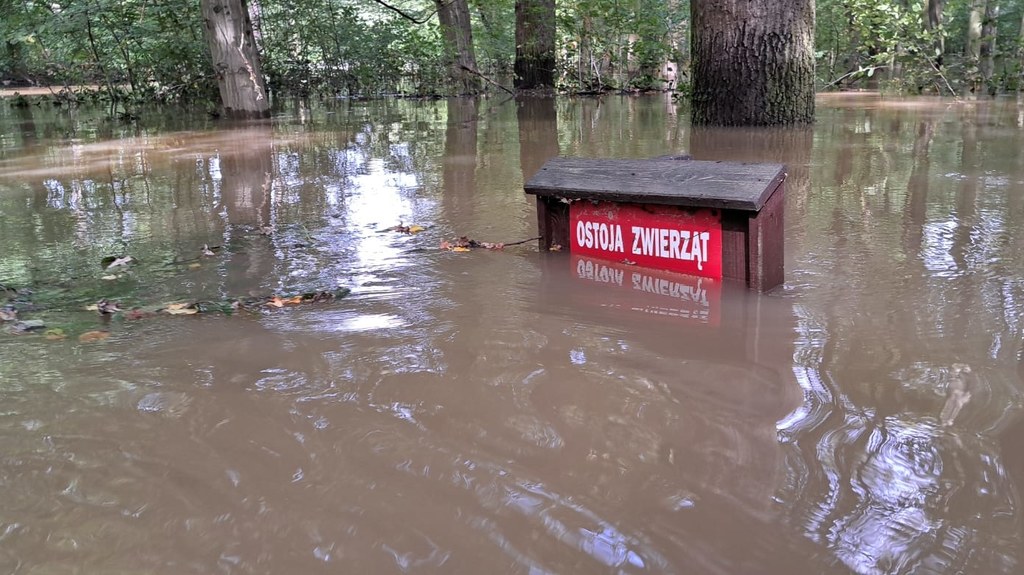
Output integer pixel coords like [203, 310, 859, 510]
[966, 0, 987, 93]
[667, 0, 687, 90]
[980, 1, 1000, 95]
[926, 0, 945, 67]
[514, 0, 556, 90]
[435, 0, 481, 94]
[201, 0, 270, 118]
[578, 16, 596, 90]
[966, 0, 986, 59]
[691, 0, 815, 126]
[1019, 11, 1024, 92]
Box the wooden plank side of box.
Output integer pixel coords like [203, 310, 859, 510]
[524, 157, 786, 212]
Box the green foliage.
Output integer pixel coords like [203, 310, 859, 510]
[470, 0, 515, 76]
[4, 0, 1023, 106]
[258, 0, 447, 97]
[817, 0, 1024, 95]
[1, 0, 215, 106]
[556, 0, 686, 92]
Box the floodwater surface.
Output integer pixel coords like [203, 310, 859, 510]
[1, 93, 1024, 574]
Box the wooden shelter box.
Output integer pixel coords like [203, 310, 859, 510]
[524, 157, 786, 292]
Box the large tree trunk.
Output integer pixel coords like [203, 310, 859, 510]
[435, 0, 481, 94]
[514, 0, 556, 90]
[690, 0, 815, 126]
[201, 0, 270, 118]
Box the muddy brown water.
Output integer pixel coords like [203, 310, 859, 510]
[1, 93, 1023, 574]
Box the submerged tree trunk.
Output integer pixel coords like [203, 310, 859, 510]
[201, 0, 270, 119]
[690, 0, 815, 125]
[514, 0, 556, 90]
[436, 0, 481, 94]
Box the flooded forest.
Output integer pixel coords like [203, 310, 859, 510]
[2, 90, 1024, 574]
[3, 0, 1024, 574]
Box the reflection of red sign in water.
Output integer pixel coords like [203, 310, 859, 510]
[572, 255, 721, 325]
[570, 201, 722, 279]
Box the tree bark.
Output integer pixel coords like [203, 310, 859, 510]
[435, 0, 481, 94]
[514, 0, 556, 90]
[1019, 10, 1024, 92]
[201, 0, 270, 119]
[966, 0, 986, 65]
[979, 1, 1000, 95]
[925, 0, 945, 67]
[690, 0, 815, 126]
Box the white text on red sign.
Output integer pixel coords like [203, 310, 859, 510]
[575, 221, 712, 271]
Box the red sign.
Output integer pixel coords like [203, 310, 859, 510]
[572, 256, 721, 325]
[570, 201, 723, 279]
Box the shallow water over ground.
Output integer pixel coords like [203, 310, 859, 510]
[1, 93, 1024, 574]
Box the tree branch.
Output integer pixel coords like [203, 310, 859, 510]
[824, 65, 887, 90]
[368, 0, 438, 24]
[927, 58, 959, 98]
[460, 64, 514, 95]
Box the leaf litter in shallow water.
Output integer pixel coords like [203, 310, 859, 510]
[439, 235, 540, 252]
[440, 236, 504, 252]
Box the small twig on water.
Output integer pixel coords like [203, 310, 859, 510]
[502, 236, 542, 247]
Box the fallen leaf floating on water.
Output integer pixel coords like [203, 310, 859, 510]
[44, 328, 66, 340]
[380, 223, 427, 234]
[78, 330, 110, 343]
[201, 244, 218, 257]
[264, 294, 318, 308]
[162, 303, 199, 315]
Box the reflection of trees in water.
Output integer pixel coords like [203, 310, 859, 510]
[780, 371, 1019, 573]
[778, 101, 1024, 574]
